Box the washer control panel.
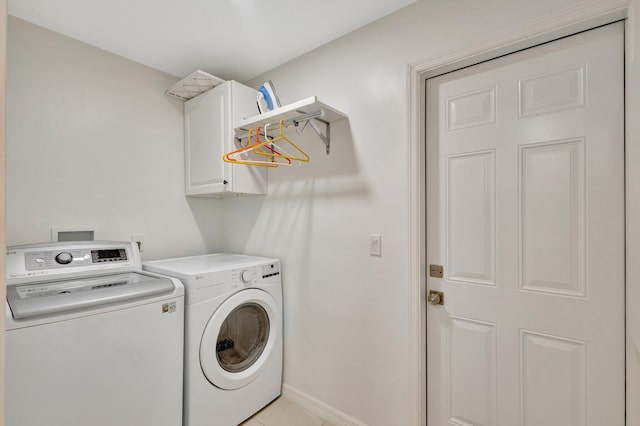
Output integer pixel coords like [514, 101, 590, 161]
[24, 248, 128, 271]
[7, 242, 138, 283]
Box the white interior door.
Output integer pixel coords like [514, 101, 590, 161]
[426, 22, 624, 426]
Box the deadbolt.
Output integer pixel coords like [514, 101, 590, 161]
[429, 264, 443, 278]
[428, 290, 444, 306]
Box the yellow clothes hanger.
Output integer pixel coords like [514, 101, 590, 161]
[252, 125, 292, 166]
[223, 127, 291, 167]
[252, 120, 310, 163]
[253, 124, 298, 162]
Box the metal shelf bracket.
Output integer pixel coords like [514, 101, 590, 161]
[292, 109, 331, 154]
[235, 107, 332, 154]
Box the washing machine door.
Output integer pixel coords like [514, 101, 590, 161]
[200, 288, 280, 390]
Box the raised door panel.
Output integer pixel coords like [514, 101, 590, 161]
[520, 331, 586, 426]
[518, 65, 585, 118]
[446, 87, 497, 131]
[447, 151, 496, 285]
[446, 317, 497, 426]
[185, 84, 229, 195]
[519, 139, 585, 297]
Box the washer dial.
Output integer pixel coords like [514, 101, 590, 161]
[55, 252, 73, 265]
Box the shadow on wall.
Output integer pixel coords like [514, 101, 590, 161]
[186, 197, 225, 253]
[221, 114, 371, 305]
[266, 118, 358, 180]
[219, 182, 312, 347]
[221, 118, 372, 387]
[222, 116, 369, 253]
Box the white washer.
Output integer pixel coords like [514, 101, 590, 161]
[5, 241, 185, 426]
[143, 253, 283, 426]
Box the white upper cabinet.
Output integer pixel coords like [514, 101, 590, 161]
[184, 81, 265, 197]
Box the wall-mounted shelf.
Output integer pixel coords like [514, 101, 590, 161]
[234, 97, 347, 154]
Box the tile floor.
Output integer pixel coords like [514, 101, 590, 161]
[240, 396, 337, 426]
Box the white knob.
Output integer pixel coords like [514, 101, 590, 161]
[241, 270, 253, 283]
[55, 252, 73, 265]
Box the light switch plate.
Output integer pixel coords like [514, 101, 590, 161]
[369, 234, 382, 256]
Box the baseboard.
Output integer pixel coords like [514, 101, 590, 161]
[282, 383, 367, 426]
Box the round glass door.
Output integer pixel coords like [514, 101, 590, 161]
[216, 303, 270, 373]
[200, 288, 280, 390]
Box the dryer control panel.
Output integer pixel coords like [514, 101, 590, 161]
[231, 262, 280, 288]
[232, 268, 257, 287]
[262, 263, 280, 279]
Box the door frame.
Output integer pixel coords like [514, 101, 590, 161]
[1, 1, 6, 425]
[407, 1, 636, 424]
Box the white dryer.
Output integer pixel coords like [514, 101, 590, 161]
[143, 253, 283, 426]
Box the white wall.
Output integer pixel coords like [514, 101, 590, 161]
[6, 17, 223, 260]
[221, 1, 592, 425]
[627, 0, 640, 423]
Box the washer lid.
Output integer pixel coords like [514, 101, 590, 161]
[6, 272, 175, 319]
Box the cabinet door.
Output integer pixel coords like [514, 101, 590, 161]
[184, 83, 230, 195]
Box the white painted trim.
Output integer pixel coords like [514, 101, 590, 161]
[282, 383, 367, 426]
[624, 3, 640, 425]
[412, 0, 629, 79]
[406, 60, 426, 426]
[0, 1, 6, 424]
[407, 1, 632, 425]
